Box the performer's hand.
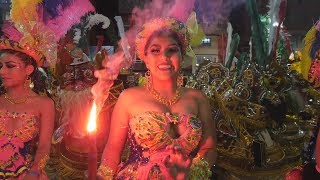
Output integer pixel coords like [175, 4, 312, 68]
[164, 145, 191, 180]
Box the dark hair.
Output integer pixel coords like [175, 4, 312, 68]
[144, 28, 183, 56]
[0, 49, 48, 95]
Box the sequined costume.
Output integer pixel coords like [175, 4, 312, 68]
[0, 111, 39, 179]
[116, 111, 202, 179]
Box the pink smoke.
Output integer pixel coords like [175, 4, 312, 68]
[195, 0, 246, 33]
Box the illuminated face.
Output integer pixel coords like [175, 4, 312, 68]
[145, 35, 182, 81]
[0, 53, 31, 88]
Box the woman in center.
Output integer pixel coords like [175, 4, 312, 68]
[98, 17, 216, 179]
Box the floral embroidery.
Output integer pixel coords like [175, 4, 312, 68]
[116, 111, 202, 179]
[0, 111, 39, 178]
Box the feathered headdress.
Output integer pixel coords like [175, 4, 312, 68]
[0, 0, 95, 67]
[135, 17, 190, 61]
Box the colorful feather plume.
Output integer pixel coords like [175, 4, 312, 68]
[10, 0, 42, 25]
[43, 0, 95, 42]
[301, 27, 317, 79]
[2, 0, 95, 67]
[42, 0, 74, 20]
[310, 31, 320, 60]
[2, 21, 23, 42]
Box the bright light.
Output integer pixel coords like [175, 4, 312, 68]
[273, 22, 279, 27]
[87, 102, 97, 133]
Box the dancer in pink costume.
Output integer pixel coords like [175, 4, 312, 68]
[97, 17, 216, 179]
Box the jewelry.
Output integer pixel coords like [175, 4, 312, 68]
[4, 92, 31, 104]
[189, 154, 212, 179]
[145, 70, 151, 88]
[145, 70, 182, 106]
[177, 73, 184, 87]
[147, 85, 181, 107]
[97, 165, 114, 180]
[165, 112, 179, 124]
[38, 154, 49, 170]
[24, 75, 34, 89]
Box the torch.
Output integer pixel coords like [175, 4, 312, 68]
[87, 102, 97, 180]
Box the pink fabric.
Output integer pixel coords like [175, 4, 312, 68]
[0, 137, 26, 171]
[0, 111, 40, 179]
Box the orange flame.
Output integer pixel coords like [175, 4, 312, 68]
[87, 102, 97, 133]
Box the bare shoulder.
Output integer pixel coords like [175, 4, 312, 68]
[32, 95, 54, 108]
[182, 88, 208, 102]
[118, 86, 146, 100]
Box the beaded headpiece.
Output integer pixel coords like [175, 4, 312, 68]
[0, 38, 45, 66]
[135, 17, 190, 60]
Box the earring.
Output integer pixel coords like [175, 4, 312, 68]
[177, 72, 183, 87]
[25, 75, 34, 89]
[145, 70, 152, 89]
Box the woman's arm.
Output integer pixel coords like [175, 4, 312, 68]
[31, 98, 55, 171]
[98, 91, 131, 177]
[196, 91, 217, 166]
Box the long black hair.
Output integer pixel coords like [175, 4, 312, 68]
[0, 49, 48, 95]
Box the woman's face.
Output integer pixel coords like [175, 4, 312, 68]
[145, 35, 182, 81]
[0, 53, 32, 88]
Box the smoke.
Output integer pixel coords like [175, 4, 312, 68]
[195, 0, 246, 32]
[126, 0, 246, 46]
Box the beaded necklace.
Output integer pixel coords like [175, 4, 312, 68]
[147, 86, 181, 107]
[4, 92, 31, 104]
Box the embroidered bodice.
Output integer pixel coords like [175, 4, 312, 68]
[116, 111, 202, 179]
[0, 110, 40, 179]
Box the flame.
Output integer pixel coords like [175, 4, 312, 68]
[87, 102, 97, 133]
